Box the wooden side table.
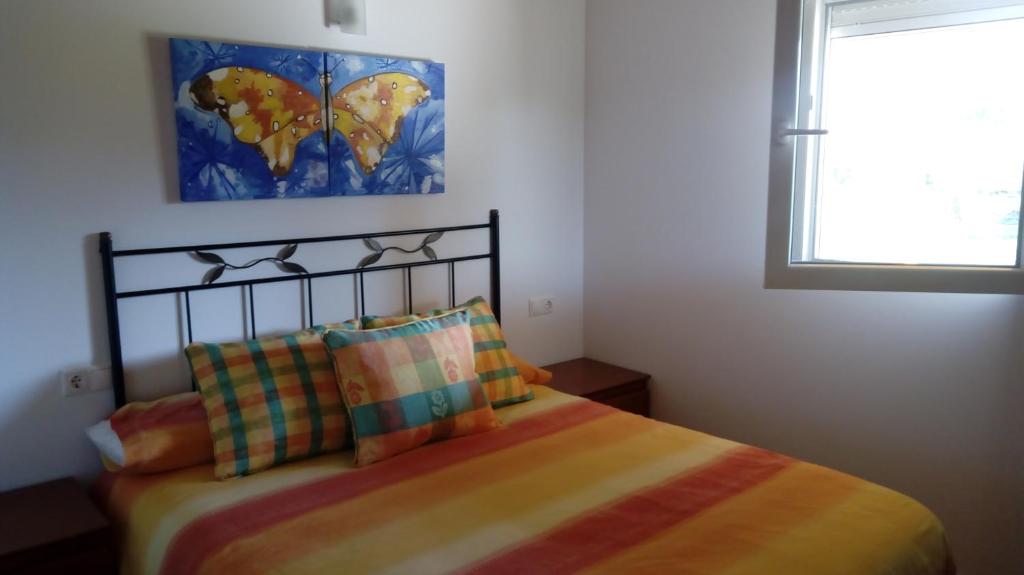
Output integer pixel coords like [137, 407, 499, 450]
[543, 358, 651, 417]
[0, 477, 114, 574]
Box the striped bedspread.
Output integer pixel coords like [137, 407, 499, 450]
[96, 386, 954, 575]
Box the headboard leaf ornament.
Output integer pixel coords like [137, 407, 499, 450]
[203, 265, 225, 285]
[278, 244, 298, 260]
[195, 251, 225, 264]
[194, 243, 308, 285]
[357, 251, 383, 269]
[356, 232, 444, 269]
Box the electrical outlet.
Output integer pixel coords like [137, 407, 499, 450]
[529, 296, 555, 317]
[61, 370, 87, 396]
[61, 366, 112, 397]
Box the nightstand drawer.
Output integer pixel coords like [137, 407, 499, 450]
[597, 388, 649, 417]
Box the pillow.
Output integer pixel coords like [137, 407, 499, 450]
[323, 310, 500, 466]
[324, 319, 361, 331]
[185, 326, 350, 479]
[85, 392, 212, 474]
[509, 352, 552, 386]
[361, 296, 533, 408]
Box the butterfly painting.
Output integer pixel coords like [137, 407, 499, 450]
[170, 39, 445, 201]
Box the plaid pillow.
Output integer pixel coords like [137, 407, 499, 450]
[323, 310, 500, 466]
[185, 325, 352, 479]
[509, 351, 553, 386]
[323, 319, 361, 331]
[361, 296, 533, 408]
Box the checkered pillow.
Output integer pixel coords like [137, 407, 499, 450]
[185, 324, 353, 479]
[361, 296, 533, 408]
[323, 319, 361, 331]
[323, 310, 500, 466]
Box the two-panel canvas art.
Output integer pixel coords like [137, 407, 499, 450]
[170, 39, 445, 201]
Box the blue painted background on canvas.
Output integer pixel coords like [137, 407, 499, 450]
[170, 39, 445, 201]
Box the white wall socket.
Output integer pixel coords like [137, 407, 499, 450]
[529, 295, 555, 317]
[61, 366, 112, 397]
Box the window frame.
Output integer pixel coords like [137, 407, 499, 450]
[765, 0, 1024, 295]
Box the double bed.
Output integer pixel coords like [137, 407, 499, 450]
[94, 212, 954, 574]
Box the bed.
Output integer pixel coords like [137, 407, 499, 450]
[94, 211, 955, 574]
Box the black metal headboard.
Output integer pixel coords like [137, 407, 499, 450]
[99, 210, 501, 408]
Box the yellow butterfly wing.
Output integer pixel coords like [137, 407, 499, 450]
[189, 67, 323, 177]
[330, 73, 430, 175]
[332, 113, 389, 176]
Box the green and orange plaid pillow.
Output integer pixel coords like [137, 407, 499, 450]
[185, 323, 355, 479]
[323, 310, 500, 466]
[361, 296, 533, 408]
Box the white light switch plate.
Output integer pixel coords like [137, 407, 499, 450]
[529, 296, 555, 317]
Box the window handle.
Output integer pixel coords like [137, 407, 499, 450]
[773, 125, 829, 146]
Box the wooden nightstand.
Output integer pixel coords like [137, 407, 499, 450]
[544, 358, 651, 417]
[0, 478, 115, 574]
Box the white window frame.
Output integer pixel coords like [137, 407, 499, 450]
[765, 0, 1024, 294]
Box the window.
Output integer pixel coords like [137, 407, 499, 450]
[766, 0, 1024, 293]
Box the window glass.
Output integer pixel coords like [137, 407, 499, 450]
[808, 17, 1024, 266]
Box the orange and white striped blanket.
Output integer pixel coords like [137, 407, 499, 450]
[96, 386, 954, 575]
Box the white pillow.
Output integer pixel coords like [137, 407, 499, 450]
[85, 420, 125, 467]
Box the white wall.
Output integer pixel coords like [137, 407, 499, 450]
[0, 0, 585, 490]
[584, 1, 1023, 574]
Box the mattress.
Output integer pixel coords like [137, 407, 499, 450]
[95, 385, 954, 575]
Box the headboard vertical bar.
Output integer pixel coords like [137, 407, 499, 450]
[406, 269, 413, 314]
[359, 273, 366, 317]
[99, 232, 127, 408]
[449, 262, 456, 307]
[248, 284, 256, 338]
[307, 279, 314, 327]
[489, 209, 502, 324]
[186, 292, 196, 392]
[184, 292, 193, 343]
